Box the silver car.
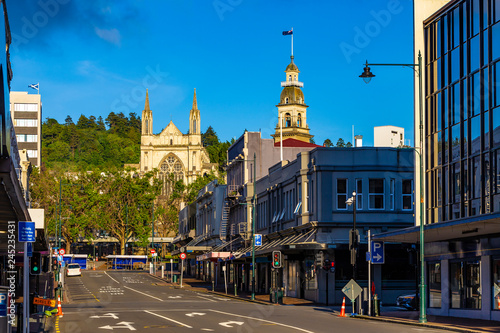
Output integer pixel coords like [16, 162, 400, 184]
[66, 263, 82, 277]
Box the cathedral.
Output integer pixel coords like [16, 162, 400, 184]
[140, 89, 216, 197]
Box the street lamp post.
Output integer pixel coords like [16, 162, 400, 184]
[346, 191, 357, 312]
[359, 51, 426, 323]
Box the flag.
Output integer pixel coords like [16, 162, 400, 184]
[28, 83, 39, 90]
[282, 29, 293, 36]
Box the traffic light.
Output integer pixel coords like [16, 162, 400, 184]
[272, 251, 282, 269]
[330, 261, 335, 273]
[314, 251, 324, 267]
[323, 259, 330, 271]
[30, 253, 41, 275]
[51, 257, 58, 271]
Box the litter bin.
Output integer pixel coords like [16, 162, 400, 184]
[172, 275, 178, 283]
[372, 294, 380, 316]
[277, 289, 284, 305]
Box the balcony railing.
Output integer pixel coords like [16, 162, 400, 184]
[281, 81, 303, 87]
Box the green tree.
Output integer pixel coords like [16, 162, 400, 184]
[323, 139, 333, 147]
[202, 126, 219, 146]
[336, 138, 345, 147]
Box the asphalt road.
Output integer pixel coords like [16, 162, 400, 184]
[58, 271, 454, 333]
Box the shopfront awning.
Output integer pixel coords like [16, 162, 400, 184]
[196, 252, 231, 261]
[233, 229, 317, 259]
[372, 212, 500, 243]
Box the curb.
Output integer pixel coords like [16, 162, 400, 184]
[353, 315, 486, 333]
[147, 273, 272, 306]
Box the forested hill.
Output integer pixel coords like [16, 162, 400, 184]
[41, 112, 141, 171]
[41, 112, 233, 172]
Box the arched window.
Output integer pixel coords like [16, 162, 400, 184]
[288, 74, 291, 81]
[285, 113, 291, 127]
[294, 75, 297, 81]
[285, 97, 289, 104]
[145, 119, 149, 133]
[170, 139, 173, 145]
[297, 114, 302, 127]
[192, 120, 197, 134]
[159, 154, 185, 197]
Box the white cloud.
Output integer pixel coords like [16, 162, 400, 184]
[94, 27, 121, 46]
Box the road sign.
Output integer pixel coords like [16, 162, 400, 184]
[254, 234, 262, 246]
[0, 290, 7, 317]
[150, 249, 156, 254]
[494, 283, 500, 297]
[371, 241, 384, 264]
[18, 221, 35, 242]
[342, 279, 363, 302]
[59, 248, 65, 255]
[33, 297, 55, 307]
[180, 252, 186, 260]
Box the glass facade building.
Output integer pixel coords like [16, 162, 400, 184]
[425, 0, 500, 223]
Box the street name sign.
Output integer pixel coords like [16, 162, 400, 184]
[371, 241, 385, 264]
[18, 221, 35, 242]
[342, 279, 362, 301]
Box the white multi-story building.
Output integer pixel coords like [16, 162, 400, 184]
[10, 91, 42, 167]
[374, 125, 405, 148]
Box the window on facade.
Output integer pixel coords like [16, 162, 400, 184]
[288, 74, 292, 81]
[15, 119, 37, 127]
[192, 120, 196, 133]
[14, 103, 38, 112]
[369, 179, 384, 210]
[285, 97, 289, 104]
[26, 150, 38, 158]
[16, 134, 37, 142]
[493, 258, 500, 310]
[297, 114, 301, 127]
[428, 262, 442, 308]
[159, 154, 184, 197]
[389, 179, 395, 210]
[356, 179, 362, 210]
[450, 260, 481, 309]
[285, 113, 291, 127]
[402, 180, 413, 210]
[337, 179, 347, 210]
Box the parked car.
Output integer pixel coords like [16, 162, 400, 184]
[66, 263, 82, 277]
[396, 293, 418, 310]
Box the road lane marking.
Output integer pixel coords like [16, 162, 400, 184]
[209, 309, 315, 333]
[123, 286, 163, 301]
[144, 310, 192, 328]
[104, 272, 120, 284]
[197, 296, 217, 302]
[99, 321, 136, 330]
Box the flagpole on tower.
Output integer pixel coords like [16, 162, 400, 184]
[291, 27, 293, 56]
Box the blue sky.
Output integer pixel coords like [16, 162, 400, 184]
[8, 0, 416, 146]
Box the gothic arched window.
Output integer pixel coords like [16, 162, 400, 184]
[192, 120, 197, 134]
[288, 74, 291, 81]
[159, 154, 185, 197]
[285, 113, 291, 127]
[285, 97, 289, 104]
[297, 113, 302, 127]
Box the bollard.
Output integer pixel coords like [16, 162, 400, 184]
[373, 294, 380, 317]
[212, 281, 215, 291]
[161, 265, 164, 279]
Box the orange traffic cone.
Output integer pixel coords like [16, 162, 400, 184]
[93, 262, 96, 271]
[56, 296, 63, 317]
[339, 297, 346, 317]
[497, 297, 500, 309]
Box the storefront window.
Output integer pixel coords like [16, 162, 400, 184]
[429, 262, 442, 308]
[492, 258, 500, 310]
[450, 259, 481, 309]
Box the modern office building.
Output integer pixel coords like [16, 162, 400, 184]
[10, 91, 42, 167]
[374, 125, 405, 147]
[375, 0, 500, 321]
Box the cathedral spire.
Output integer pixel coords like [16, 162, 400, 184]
[144, 89, 150, 111]
[192, 88, 197, 110]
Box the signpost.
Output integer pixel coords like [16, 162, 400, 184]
[180, 253, 186, 288]
[19, 221, 35, 333]
[342, 279, 363, 315]
[371, 241, 385, 264]
[254, 234, 262, 247]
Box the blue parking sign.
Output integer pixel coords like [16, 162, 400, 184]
[0, 290, 7, 317]
[371, 241, 384, 264]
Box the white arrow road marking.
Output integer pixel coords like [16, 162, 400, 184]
[167, 296, 182, 299]
[123, 286, 163, 301]
[214, 297, 229, 301]
[219, 321, 244, 328]
[196, 296, 217, 302]
[90, 313, 119, 319]
[185, 312, 206, 317]
[144, 310, 192, 328]
[210, 309, 315, 333]
[99, 321, 136, 330]
[201, 329, 214, 332]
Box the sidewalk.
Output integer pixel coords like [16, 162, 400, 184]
[150, 272, 500, 333]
